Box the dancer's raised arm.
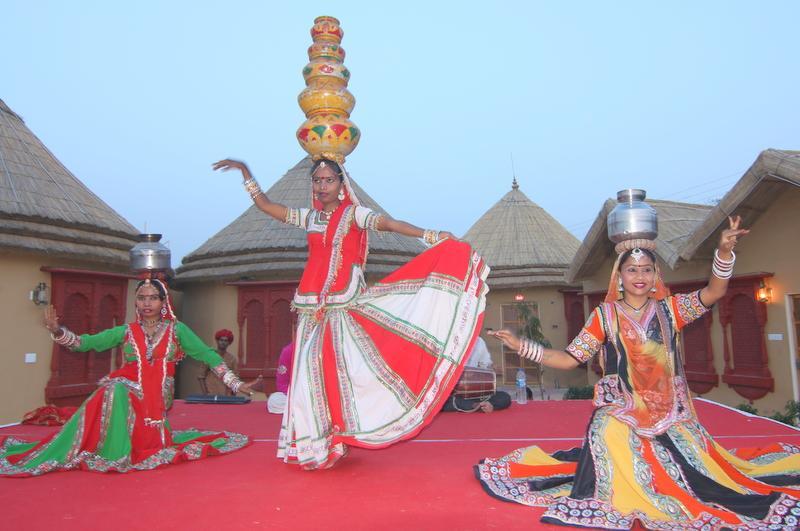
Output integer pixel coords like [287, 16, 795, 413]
[213, 159, 288, 222]
[698, 214, 749, 307]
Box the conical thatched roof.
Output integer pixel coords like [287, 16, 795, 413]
[567, 198, 713, 282]
[175, 157, 425, 283]
[0, 99, 140, 266]
[463, 180, 580, 288]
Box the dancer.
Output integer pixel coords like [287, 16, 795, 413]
[477, 216, 800, 529]
[214, 158, 488, 469]
[0, 279, 254, 477]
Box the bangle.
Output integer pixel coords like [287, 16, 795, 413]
[712, 249, 735, 279]
[212, 363, 244, 393]
[243, 178, 262, 200]
[422, 229, 440, 246]
[518, 338, 544, 363]
[50, 326, 80, 349]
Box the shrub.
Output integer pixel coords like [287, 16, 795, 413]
[563, 386, 594, 400]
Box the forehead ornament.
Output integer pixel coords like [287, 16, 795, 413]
[630, 247, 645, 264]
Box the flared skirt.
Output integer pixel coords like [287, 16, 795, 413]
[475, 407, 800, 529]
[279, 240, 489, 469]
[0, 380, 249, 476]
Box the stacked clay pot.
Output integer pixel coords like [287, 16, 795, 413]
[296, 16, 360, 163]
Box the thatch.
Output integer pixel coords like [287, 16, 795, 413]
[463, 181, 580, 288]
[0, 99, 140, 266]
[679, 149, 800, 261]
[175, 157, 425, 283]
[567, 198, 713, 283]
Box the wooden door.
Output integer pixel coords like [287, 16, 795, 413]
[237, 283, 297, 394]
[45, 270, 128, 406]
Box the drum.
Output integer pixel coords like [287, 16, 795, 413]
[454, 367, 496, 401]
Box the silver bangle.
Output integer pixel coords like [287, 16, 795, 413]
[712, 249, 735, 279]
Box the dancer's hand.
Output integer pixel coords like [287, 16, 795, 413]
[43, 305, 60, 333]
[718, 215, 749, 256]
[487, 328, 520, 351]
[479, 401, 494, 413]
[212, 159, 251, 179]
[238, 376, 263, 397]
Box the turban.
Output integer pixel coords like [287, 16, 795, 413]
[214, 329, 234, 342]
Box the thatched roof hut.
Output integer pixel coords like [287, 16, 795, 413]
[567, 198, 713, 282]
[679, 149, 800, 262]
[567, 149, 800, 283]
[0, 99, 139, 266]
[463, 180, 580, 288]
[175, 157, 425, 283]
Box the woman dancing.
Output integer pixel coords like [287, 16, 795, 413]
[478, 216, 800, 529]
[214, 158, 488, 470]
[0, 279, 255, 476]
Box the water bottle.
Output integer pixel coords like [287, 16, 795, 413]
[515, 368, 527, 405]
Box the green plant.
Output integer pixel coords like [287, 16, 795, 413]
[736, 400, 800, 427]
[563, 386, 594, 400]
[516, 303, 551, 347]
[736, 403, 759, 415]
[769, 400, 800, 426]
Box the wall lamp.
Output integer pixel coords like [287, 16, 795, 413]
[30, 282, 49, 306]
[756, 280, 772, 303]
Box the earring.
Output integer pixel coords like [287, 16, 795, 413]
[650, 287, 657, 293]
[161, 306, 167, 318]
[617, 278, 624, 292]
[337, 189, 345, 201]
[313, 193, 319, 201]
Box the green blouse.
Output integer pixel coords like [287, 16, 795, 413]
[74, 321, 224, 368]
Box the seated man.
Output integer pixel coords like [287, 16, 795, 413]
[442, 337, 511, 413]
[198, 329, 239, 396]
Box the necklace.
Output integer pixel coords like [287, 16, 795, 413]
[620, 299, 650, 314]
[141, 320, 166, 362]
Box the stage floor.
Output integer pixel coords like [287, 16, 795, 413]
[2, 399, 799, 530]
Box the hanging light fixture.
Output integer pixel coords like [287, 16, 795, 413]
[756, 280, 772, 303]
[514, 293, 525, 302]
[30, 282, 49, 306]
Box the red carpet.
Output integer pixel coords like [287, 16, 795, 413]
[1, 399, 799, 530]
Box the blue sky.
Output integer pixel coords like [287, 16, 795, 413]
[4, 1, 798, 264]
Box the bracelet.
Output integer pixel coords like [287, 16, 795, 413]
[712, 249, 735, 279]
[422, 229, 440, 246]
[50, 326, 81, 349]
[518, 338, 544, 363]
[243, 178, 262, 200]
[212, 363, 246, 394]
[365, 212, 384, 232]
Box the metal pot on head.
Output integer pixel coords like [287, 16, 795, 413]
[607, 189, 658, 243]
[130, 234, 171, 274]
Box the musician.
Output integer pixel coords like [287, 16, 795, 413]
[442, 337, 511, 413]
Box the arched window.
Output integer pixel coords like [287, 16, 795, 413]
[669, 281, 717, 394]
[720, 276, 774, 400]
[236, 283, 297, 393]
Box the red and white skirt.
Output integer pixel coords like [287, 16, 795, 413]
[278, 239, 489, 469]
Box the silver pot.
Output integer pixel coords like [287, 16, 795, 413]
[130, 234, 171, 272]
[607, 189, 658, 243]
